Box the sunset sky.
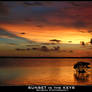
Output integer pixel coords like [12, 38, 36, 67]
[0, 1, 92, 57]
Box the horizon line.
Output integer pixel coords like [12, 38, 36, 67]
[0, 56, 92, 59]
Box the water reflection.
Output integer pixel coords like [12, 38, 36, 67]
[74, 73, 89, 82]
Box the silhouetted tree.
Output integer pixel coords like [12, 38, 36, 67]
[90, 38, 92, 44]
[74, 62, 91, 81]
[74, 62, 90, 74]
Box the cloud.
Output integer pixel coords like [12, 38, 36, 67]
[0, 37, 16, 44]
[87, 30, 92, 33]
[0, 2, 9, 15]
[73, 21, 87, 28]
[49, 39, 61, 43]
[36, 24, 44, 28]
[0, 1, 92, 33]
[0, 28, 18, 38]
[20, 32, 26, 34]
[23, 1, 55, 6]
[7, 43, 17, 46]
[0, 28, 36, 44]
[70, 1, 92, 7]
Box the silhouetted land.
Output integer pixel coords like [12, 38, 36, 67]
[0, 56, 92, 59]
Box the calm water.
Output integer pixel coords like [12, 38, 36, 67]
[0, 58, 92, 86]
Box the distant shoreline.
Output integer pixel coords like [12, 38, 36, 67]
[0, 57, 92, 59]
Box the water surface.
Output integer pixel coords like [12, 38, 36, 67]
[0, 58, 92, 86]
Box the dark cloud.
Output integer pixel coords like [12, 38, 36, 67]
[20, 32, 26, 34]
[49, 39, 61, 43]
[36, 24, 44, 28]
[7, 43, 17, 46]
[69, 50, 73, 53]
[24, 18, 32, 22]
[68, 41, 72, 43]
[40, 46, 49, 51]
[73, 21, 87, 28]
[0, 1, 92, 32]
[87, 30, 92, 33]
[70, 1, 92, 7]
[79, 30, 86, 33]
[23, 1, 55, 6]
[0, 2, 9, 15]
[15, 48, 31, 51]
[53, 46, 60, 51]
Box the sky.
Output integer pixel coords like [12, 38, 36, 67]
[0, 1, 92, 57]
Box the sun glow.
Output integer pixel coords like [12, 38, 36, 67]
[1, 24, 92, 44]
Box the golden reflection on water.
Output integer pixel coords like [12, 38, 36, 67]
[0, 58, 92, 85]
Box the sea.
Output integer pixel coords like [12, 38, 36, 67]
[0, 58, 92, 86]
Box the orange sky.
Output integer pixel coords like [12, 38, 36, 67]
[1, 24, 92, 44]
[0, 1, 92, 57]
[0, 1, 92, 44]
